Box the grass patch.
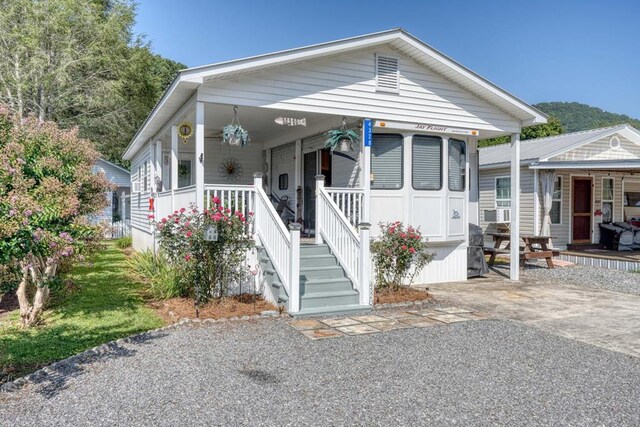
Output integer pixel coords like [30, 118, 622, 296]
[0, 242, 165, 383]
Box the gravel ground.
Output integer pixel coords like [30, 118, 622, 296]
[1, 319, 640, 426]
[494, 263, 640, 296]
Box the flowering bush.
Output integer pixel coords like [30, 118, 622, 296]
[370, 221, 434, 289]
[153, 197, 255, 305]
[0, 106, 110, 326]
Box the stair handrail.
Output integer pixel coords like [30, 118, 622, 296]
[316, 176, 361, 292]
[252, 173, 299, 311]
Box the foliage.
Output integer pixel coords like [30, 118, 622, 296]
[114, 235, 132, 249]
[222, 124, 250, 147]
[154, 198, 255, 304]
[126, 250, 184, 299]
[479, 117, 565, 148]
[534, 102, 640, 133]
[0, 0, 185, 166]
[370, 221, 434, 290]
[325, 128, 359, 152]
[0, 106, 110, 326]
[0, 242, 164, 381]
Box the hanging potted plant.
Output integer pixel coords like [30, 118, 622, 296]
[325, 117, 359, 152]
[222, 106, 250, 147]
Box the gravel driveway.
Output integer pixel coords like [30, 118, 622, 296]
[2, 319, 639, 426]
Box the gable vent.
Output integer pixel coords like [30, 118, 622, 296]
[375, 55, 399, 93]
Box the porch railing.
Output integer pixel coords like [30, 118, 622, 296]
[205, 184, 255, 235]
[317, 177, 370, 305]
[325, 187, 364, 229]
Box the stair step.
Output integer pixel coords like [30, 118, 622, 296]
[300, 289, 359, 309]
[299, 244, 331, 255]
[301, 277, 354, 293]
[300, 254, 337, 267]
[299, 265, 345, 279]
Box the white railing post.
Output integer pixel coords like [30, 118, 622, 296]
[362, 119, 372, 224]
[288, 223, 301, 313]
[253, 172, 263, 191]
[315, 175, 325, 244]
[358, 222, 372, 306]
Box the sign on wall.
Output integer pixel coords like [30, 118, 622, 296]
[374, 120, 479, 137]
[363, 119, 372, 147]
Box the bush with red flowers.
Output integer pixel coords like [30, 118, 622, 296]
[370, 221, 434, 289]
[153, 197, 255, 303]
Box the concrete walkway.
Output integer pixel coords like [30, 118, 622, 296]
[424, 275, 640, 358]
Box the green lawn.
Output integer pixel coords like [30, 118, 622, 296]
[0, 242, 165, 380]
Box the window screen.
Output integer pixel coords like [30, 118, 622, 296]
[412, 135, 442, 190]
[278, 173, 288, 190]
[448, 139, 466, 192]
[371, 134, 403, 189]
[496, 177, 511, 208]
[550, 177, 562, 224]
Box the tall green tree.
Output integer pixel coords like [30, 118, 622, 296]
[0, 0, 184, 165]
[478, 117, 565, 148]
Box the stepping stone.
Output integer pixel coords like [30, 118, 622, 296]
[458, 312, 492, 321]
[426, 313, 470, 324]
[379, 311, 419, 320]
[369, 320, 413, 332]
[299, 328, 345, 340]
[335, 324, 380, 335]
[399, 317, 442, 328]
[351, 315, 387, 323]
[436, 307, 472, 314]
[406, 309, 443, 317]
[289, 319, 326, 330]
[321, 318, 360, 328]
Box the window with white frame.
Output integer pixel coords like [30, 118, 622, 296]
[144, 161, 149, 192]
[602, 177, 614, 223]
[550, 176, 562, 224]
[495, 177, 511, 208]
[371, 134, 403, 189]
[412, 135, 442, 190]
[448, 139, 466, 192]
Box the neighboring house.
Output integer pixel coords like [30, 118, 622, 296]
[92, 158, 131, 224]
[122, 29, 545, 315]
[479, 124, 640, 249]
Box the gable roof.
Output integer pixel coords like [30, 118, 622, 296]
[96, 158, 130, 175]
[123, 29, 546, 160]
[479, 124, 640, 168]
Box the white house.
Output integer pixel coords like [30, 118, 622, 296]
[479, 124, 640, 249]
[92, 158, 131, 224]
[122, 29, 546, 315]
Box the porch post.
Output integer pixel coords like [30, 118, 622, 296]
[155, 139, 162, 192]
[288, 223, 301, 313]
[195, 101, 205, 210]
[362, 119, 371, 223]
[170, 125, 179, 190]
[315, 175, 325, 245]
[468, 138, 480, 226]
[120, 190, 126, 221]
[358, 222, 371, 306]
[149, 141, 156, 194]
[510, 133, 521, 281]
[294, 140, 302, 220]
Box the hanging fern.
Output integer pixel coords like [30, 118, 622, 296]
[325, 129, 359, 152]
[222, 124, 250, 147]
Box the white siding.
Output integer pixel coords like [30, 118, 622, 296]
[130, 145, 152, 233]
[479, 166, 535, 239]
[203, 137, 264, 185]
[270, 142, 296, 204]
[199, 46, 521, 134]
[94, 159, 130, 188]
[550, 133, 640, 162]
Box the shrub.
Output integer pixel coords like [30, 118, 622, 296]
[370, 221, 434, 289]
[127, 250, 184, 299]
[154, 198, 255, 304]
[115, 236, 132, 249]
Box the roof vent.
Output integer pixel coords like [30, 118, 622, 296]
[375, 55, 399, 93]
[610, 135, 621, 150]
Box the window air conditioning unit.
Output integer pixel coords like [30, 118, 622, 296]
[496, 208, 511, 223]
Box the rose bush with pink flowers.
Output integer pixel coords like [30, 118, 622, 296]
[153, 197, 255, 304]
[370, 221, 434, 289]
[0, 107, 110, 326]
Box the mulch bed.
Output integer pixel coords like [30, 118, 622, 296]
[150, 294, 279, 322]
[374, 287, 430, 305]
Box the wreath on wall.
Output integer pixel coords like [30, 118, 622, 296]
[219, 157, 243, 182]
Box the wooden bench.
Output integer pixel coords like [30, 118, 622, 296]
[484, 247, 560, 267]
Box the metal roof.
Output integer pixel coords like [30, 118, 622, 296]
[479, 124, 640, 168]
[123, 29, 546, 160]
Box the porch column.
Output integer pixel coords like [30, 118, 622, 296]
[362, 119, 371, 223]
[468, 138, 479, 226]
[195, 101, 205, 210]
[288, 223, 301, 313]
[294, 140, 302, 220]
[510, 133, 521, 281]
[120, 190, 127, 221]
[149, 141, 156, 194]
[170, 125, 179, 191]
[358, 222, 371, 306]
[315, 175, 325, 245]
[155, 139, 162, 192]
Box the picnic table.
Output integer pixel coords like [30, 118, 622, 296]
[484, 233, 559, 269]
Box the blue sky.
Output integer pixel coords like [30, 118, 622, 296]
[134, 0, 640, 118]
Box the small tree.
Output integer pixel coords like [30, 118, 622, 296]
[370, 221, 434, 290]
[0, 106, 110, 326]
[154, 197, 255, 309]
